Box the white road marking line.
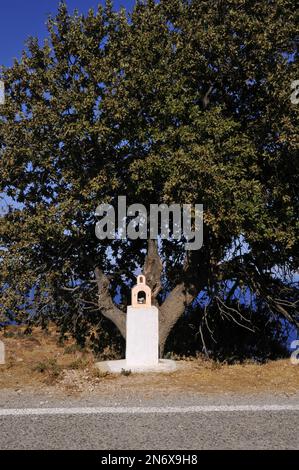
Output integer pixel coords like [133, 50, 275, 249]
[0, 405, 298, 416]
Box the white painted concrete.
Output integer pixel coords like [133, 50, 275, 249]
[0, 404, 298, 416]
[96, 276, 176, 373]
[96, 358, 176, 373]
[131, 275, 151, 307]
[126, 306, 159, 368]
[0, 340, 5, 365]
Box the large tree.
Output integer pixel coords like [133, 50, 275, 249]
[0, 0, 298, 357]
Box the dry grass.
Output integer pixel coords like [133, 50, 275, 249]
[0, 325, 96, 389]
[0, 325, 298, 396]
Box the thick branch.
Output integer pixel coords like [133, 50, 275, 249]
[94, 267, 126, 339]
[143, 239, 163, 302]
[157, 249, 209, 354]
[159, 282, 194, 353]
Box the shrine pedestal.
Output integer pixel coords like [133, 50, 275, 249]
[96, 358, 177, 374]
[126, 306, 159, 368]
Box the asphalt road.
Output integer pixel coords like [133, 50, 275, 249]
[0, 394, 298, 449]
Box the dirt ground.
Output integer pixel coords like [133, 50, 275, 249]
[0, 326, 298, 397]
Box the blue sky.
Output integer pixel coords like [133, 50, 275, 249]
[0, 0, 136, 67]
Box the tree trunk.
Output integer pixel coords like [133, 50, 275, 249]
[94, 267, 126, 339]
[159, 283, 194, 356]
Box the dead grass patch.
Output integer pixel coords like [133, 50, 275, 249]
[0, 325, 298, 395]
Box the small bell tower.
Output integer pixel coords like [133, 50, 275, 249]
[131, 275, 151, 307]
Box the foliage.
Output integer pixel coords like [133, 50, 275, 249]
[0, 1, 298, 358]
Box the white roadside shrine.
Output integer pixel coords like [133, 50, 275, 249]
[96, 275, 176, 373]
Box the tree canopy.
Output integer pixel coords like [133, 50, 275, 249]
[0, 0, 298, 359]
